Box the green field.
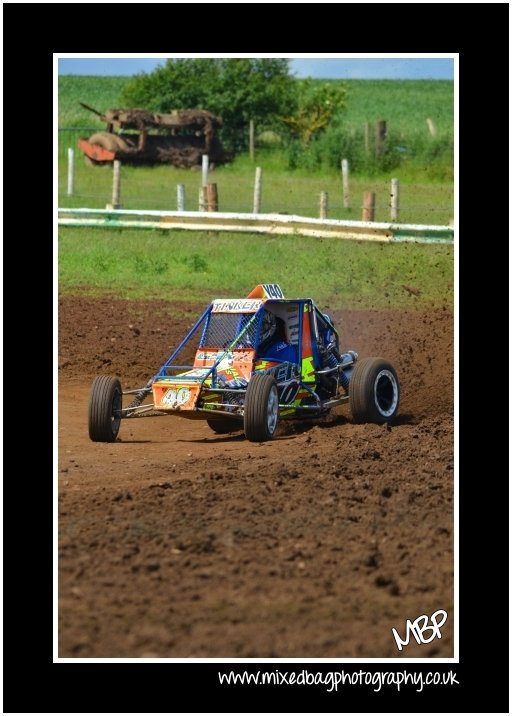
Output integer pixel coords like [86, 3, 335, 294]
[338, 80, 453, 135]
[58, 75, 454, 136]
[58, 76, 129, 128]
[58, 74, 453, 310]
[58, 74, 453, 220]
[59, 227, 453, 311]
[58, 158, 453, 225]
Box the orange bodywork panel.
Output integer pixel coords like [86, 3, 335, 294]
[246, 283, 284, 300]
[78, 138, 116, 162]
[193, 347, 255, 383]
[152, 348, 256, 415]
[300, 302, 316, 383]
[152, 382, 201, 411]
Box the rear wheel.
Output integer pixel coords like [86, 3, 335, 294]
[349, 357, 399, 423]
[88, 376, 122, 442]
[87, 132, 130, 152]
[244, 373, 279, 442]
[84, 132, 131, 165]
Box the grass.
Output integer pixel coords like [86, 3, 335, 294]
[58, 227, 453, 311]
[58, 153, 453, 225]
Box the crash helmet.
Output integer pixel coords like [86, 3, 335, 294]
[322, 313, 335, 344]
[260, 310, 277, 346]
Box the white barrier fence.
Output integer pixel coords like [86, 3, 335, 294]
[58, 207, 454, 244]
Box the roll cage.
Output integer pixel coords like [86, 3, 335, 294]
[151, 298, 340, 385]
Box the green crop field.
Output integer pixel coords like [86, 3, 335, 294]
[58, 75, 453, 136]
[337, 80, 453, 135]
[58, 73, 454, 189]
[58, 75, 130, 128]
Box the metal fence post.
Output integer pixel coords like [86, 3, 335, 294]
[390, 178, 399, 221]
[253, 167, 262, 213]
[341, 158, 349, 208]
[177, 184, 185, 211]
[201, 154, 209, 188]
[106, 160, 122, 209]
[67, 148, 74, 196]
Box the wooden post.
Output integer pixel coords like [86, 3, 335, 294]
[67, 148, 74, 196]
[177, 184, 185, 211]
[375, 120, 386, 160]
[106, 159, 122, 209]
[426, 117, 437, 137]
[198, 186, 207, 211]
[207, 183, 218, 212]
[253, 166, 262, 213]
[319, 192, 328, 220]
[390, 178, 399, 221]
[201, 154, 209, 187]
[341, 158, 350, 208]
[362, 191, 375, 222]
[138, 129, 148, 151]
[364, 123, 370, 155]
[249, 119, 255, 161]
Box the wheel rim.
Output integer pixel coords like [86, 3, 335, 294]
[267, 385, 279, 434]
[111, 388, 122, 434]
[374, 370, 398, 417]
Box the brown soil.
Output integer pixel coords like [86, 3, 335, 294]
[58, 295, 454, 658]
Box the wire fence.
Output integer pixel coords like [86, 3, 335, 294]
[58, 129, 454, 226]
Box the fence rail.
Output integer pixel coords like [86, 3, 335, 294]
[58, 208, 454, 244]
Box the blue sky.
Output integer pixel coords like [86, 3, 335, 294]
[58, 57, 454, 80]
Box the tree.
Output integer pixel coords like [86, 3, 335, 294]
[281, 79, 348, 144]
[121, 58, 296, 152]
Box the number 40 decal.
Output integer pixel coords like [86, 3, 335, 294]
[262, 284, 284, 299]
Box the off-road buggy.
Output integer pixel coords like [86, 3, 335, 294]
[88, 284, 400, 443]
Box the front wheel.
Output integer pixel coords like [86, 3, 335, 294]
[88, 376, 122, 442]
[244, 373, 279, 442]
[349, 358, 399, 423]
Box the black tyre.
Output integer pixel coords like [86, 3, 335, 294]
[87, 132, 130, 153]
[206, 417, 240, 434]
[349, 357, 400, 424]
[244, 373, 279, 442]
[88, 376, 122, 442]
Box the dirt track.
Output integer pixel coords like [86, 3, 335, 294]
[58, 296, 454, 658]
